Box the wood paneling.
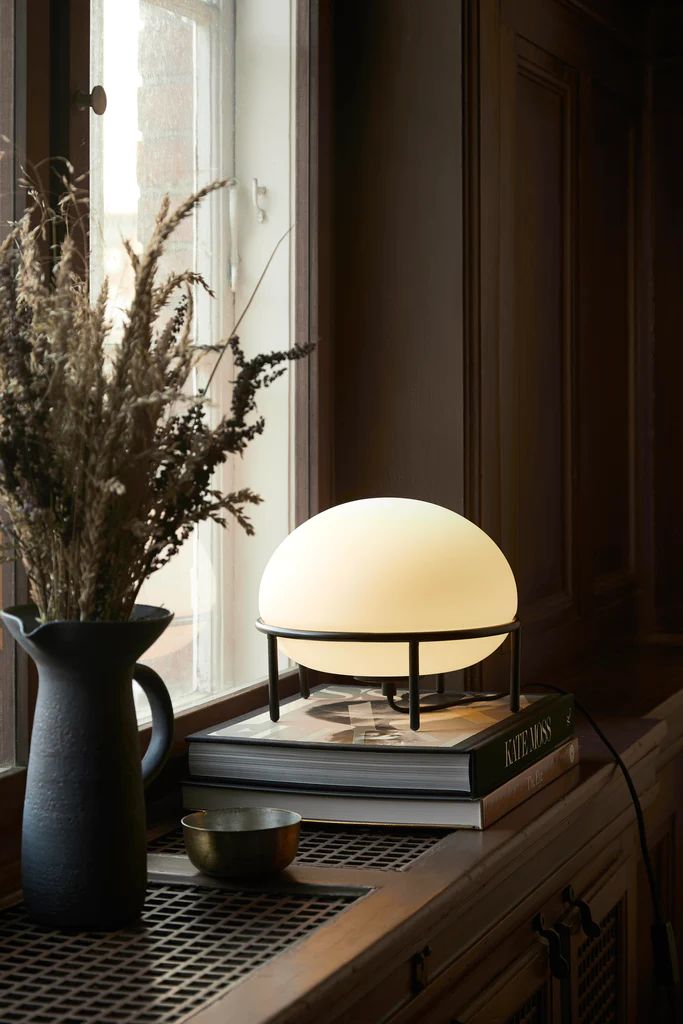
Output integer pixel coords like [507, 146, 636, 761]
[499, 40, 576, 622]
[581, 80, 636, 591]
[652, 37, 683, 634]
[297, 0, 335, 520]
[328, 0, 652, 689]
[0, 0, 14, 771]
[332, 0, 464, 512]
[474, 0, 644, 686]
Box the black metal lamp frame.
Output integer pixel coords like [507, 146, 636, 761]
[255, 618, 522, 731]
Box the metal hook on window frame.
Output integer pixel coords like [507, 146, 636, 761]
[252, 178, 267, 223]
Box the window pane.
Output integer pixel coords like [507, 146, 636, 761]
[90, 0, 295, 717]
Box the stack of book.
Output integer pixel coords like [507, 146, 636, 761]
[184, 685, 579, 829]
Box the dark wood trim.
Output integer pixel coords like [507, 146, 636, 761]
[500, 0, 641, 103]
[0, 0, 16, 770]
[0, 0, 14, 232]
[0, 0, 32, 810]
[463, 0, 481, 531]
[477, 0, 502, 549]
[48, 0, 89, 257]
[331, 0, 464, 514]
[25, 0, 50, 189]
[49, 0, 89, 176]
[48, 0, 69, 177]
[557, 0, 646, 48]
[462, 0, 482, 694]
[0, 768, 25, 901]
[309, 0, 334, 513]
[294, 0, 332, 522]
[13, 0, 26, 187]
[634, 56, 656, 638]
[499, 37, 579, 628]
[295, 0, 312, 525]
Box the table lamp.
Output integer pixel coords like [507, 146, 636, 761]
[257, 497, 520, 730]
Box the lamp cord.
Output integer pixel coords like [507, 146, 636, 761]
[384, 687, 503, 715]
[382, 676, 679, 1000]
[528, 682, 679, 1003]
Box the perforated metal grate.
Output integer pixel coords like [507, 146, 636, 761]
[577, 904, 621, 1023]
[0, 881, 359, 1024]
[505, 985, 548, 1024]
[150, 822, 448, 871]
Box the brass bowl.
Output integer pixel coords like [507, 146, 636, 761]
[181, 807, 302, 879]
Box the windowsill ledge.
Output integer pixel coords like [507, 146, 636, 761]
[139, 669, 301, 763]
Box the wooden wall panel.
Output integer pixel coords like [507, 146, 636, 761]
[514, 72, 567, 610]
[581, 82, 635, 592]
[332, 0, 464, 512]
[330, 0, 650, 690]
[500, 43, 576, 623]
[652, 43, 683, 634]
[476, 0, 643, 686]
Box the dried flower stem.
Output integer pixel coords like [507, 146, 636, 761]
[0, 177, 311, 621]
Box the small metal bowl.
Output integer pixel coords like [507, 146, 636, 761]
[181, 807, 302, 879]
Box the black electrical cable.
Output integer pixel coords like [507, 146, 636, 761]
[528, 682, 680, 1005]
[384, 677, 679, 1008]
[377, 657, 679, 1013]
[384, 688, 504, 715]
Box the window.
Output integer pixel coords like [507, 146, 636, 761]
[0, 0, 18, 771]
[89, 0, 298, 717]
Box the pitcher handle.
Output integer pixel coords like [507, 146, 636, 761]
[134, 663, 175, 787]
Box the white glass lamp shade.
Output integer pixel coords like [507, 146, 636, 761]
[258, 498, 518, 678]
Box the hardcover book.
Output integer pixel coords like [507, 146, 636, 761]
[187, 685, 575, 797]
[183, 736, 580, 829]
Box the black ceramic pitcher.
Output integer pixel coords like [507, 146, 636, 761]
[0, 603, 175, 931]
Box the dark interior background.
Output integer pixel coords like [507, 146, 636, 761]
[325, 0, 682, 693]
[653, 5, 683, 636]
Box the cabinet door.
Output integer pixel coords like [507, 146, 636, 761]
[558, 859, 637, 1024]
[455, 944, 562, 1024]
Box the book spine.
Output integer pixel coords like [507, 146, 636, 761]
[470, 693, 575, 796]
[479, 736, 580, 827]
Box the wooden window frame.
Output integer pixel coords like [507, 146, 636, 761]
[0, 0, 32, 896]
[0, 0, 331, 892]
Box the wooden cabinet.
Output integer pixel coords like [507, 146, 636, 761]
[558, 859, 636, 1023]
[390, 855, 639, 1024]
[456, 946, 560, 1023]
[411, 860, 643, 1019]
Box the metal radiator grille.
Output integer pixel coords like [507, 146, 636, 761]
[577, 904, 621, 1023]
[505, 985, 548, 1024]
[0, 882, 359, 1024]
[150, 822, 448, 871]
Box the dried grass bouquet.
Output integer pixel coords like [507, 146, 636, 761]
[0, 178, 309, 622]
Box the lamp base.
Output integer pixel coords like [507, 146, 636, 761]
[381, 683, 505, 716]
[354, 673, 447, 694]
[258, 620, 522, 731]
